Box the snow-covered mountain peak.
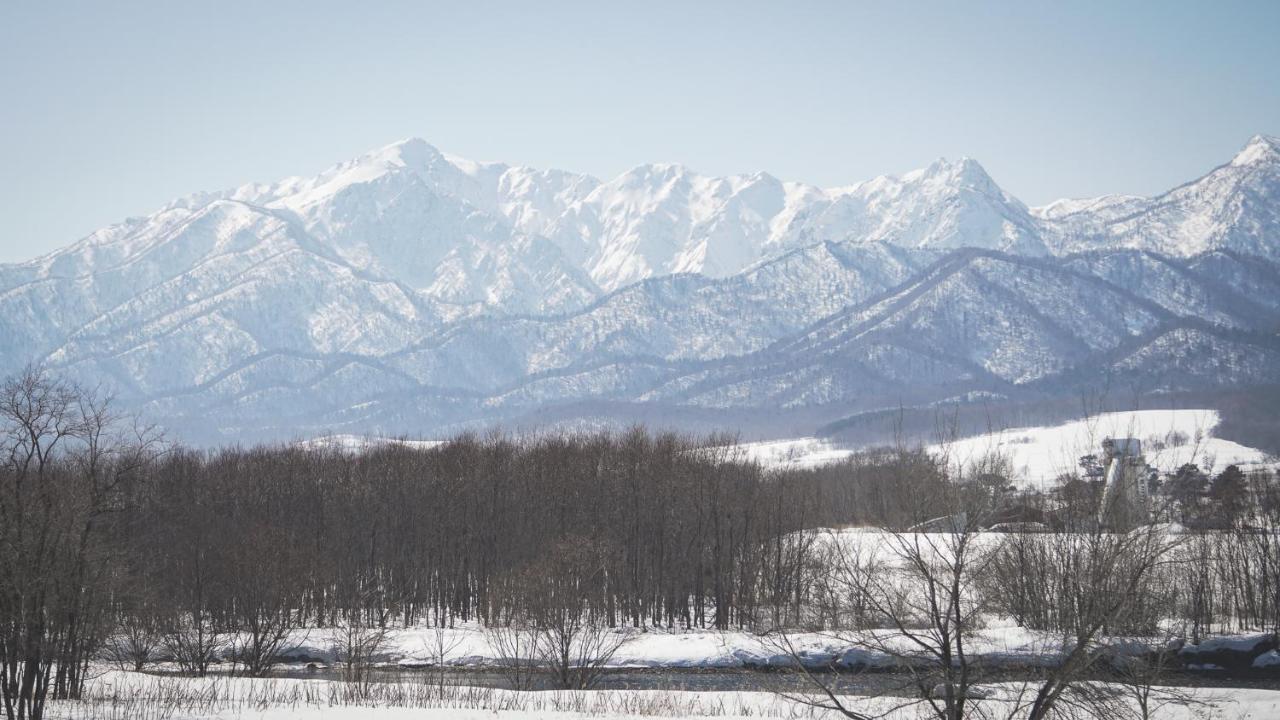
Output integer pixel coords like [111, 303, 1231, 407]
[380, 136, 509, 181]
[951, 156, 998, 185]
[614, 162, 697, 188]
[812, 155, 1041, 255]
[743, 169, 781, 185]
[921, 155, 977, 175]
[269, 137, 496, 212]
[834, 156, 1006, 203]
[919, 156, 1010, 197]
[1231, 134, 1280, 167]
[368, 136, 442, 165]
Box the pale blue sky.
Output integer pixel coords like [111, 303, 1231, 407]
[1, 0, 1277, 263]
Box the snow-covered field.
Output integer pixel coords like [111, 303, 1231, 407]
[59, 670, 803, 719]
[191, 619, 1079, 671]
[734, 437, 855, 470]
[50, 669, 1280, 719]
[739, 409, 1277, 487]
[294, 435, 445, 453]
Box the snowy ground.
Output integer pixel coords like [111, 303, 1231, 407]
[146, 591, 1267, 674]
[58, 670, 802, 719]
[50, 669, 1280, 719]
[733, 437, 855, 470]
[739, 409, 1277, 488]
[220, 619, 1084, 671]
[294, 435, 445, 453]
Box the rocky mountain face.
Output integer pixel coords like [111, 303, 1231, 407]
[2, 135, 1277, 442]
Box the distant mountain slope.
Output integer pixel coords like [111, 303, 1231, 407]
[1038, 135, 1280, 260]
[1, 135, 1277, 442]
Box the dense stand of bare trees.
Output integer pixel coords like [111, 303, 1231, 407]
[124, 434, 828, 640]
[107, 440, 948, 649]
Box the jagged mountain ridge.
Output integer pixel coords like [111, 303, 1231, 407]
[1, 135, 1278, 442]
[1038, 134, 1280, 258]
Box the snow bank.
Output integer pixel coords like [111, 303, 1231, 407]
[1253, 650, 1280, 669]
[1179, 632, 1277, 671]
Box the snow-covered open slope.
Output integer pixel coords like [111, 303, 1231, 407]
[740, 410, 1276, 488]
[934, 409, 1276, 487]
[736, 437, 855, 469]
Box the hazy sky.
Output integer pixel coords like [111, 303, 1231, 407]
[2, 0, 1277, 263]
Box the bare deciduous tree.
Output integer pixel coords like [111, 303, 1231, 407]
[0, 366, 159, 720]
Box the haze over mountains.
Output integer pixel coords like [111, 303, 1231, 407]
[2, 135, 1278, 443]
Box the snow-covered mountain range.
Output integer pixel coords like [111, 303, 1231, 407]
[2, 135, 1278, 442]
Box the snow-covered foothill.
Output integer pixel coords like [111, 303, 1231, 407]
[932, 409, 1276, 487]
